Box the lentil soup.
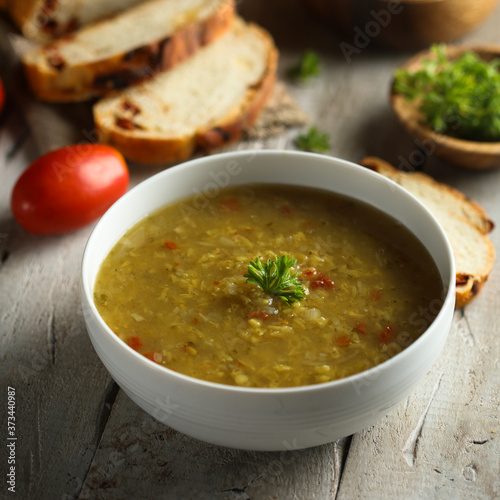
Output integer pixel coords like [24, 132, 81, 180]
[93, 184, 443, 388]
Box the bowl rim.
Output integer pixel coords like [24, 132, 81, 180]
[82, 149, 456, 395]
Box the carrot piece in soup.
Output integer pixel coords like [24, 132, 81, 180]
[127, 336, 143, 351]
[250, 310, 269, 320]
[310, 272, 334, 289]
[220, 198, 240, 212]
[379, 326, 395, 343]
[356, 321, 367, 335]
[302, 268, 316, 277]
[144, 351, 162, 363]
[336, 336, 351, 347]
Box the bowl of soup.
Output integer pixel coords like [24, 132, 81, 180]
[81, 150, 455, 450]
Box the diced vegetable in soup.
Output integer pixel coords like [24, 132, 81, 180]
[94, 185, 444, 388]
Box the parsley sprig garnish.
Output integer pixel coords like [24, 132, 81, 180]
[394, 44, 500, 142]
[244, 255, 306, 306]
[288, 50, 321, 82]
[295, 126, 330, 153]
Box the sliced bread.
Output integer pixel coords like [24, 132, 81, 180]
[93, 18, 278, 164]
[8, 0, 144, 41]
[360, 156, 495, 308]
[22, 0, 235, 102]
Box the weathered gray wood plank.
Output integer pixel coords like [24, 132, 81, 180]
[337, 303, 500, 499]
[0, 120, 111, 500]
[76, 389, 349, 500]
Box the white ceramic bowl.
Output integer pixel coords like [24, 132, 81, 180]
[81, 150, 455, 451]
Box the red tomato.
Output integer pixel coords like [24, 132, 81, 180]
[0, 76, 4, 114]
[11, 144, 129, 235]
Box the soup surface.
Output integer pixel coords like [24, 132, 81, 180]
[94, 184, 443, 388]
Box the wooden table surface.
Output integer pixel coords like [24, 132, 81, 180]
[1, 1, 499, 498]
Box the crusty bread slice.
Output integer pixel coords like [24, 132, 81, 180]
[22, 0, 235, 102]
[360, 156, 495, 308]
[93, 18, 278, 164]
[8, 0, 144, 41]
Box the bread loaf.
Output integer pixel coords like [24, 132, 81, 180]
[360, 156, 495, 308]
[22, 0, 235, 102]
[93, 18, 278, 164]
[8, 0, 144, 41]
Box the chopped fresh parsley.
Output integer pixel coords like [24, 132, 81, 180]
[244, 255, 305, 306]
[288, 50, 321, 82]
[295, 126, 330, 153]
[393, 44, 500, 142]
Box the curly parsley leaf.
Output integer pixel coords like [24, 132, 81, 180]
[288, 50, 321, 82]
[244, 255, 306, 306]
[295, 126, 330, 153]
[393, 44, 500, 142]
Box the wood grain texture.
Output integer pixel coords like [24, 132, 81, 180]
[76, 391, 350, 499]
[338, 307, 500, 499]
[0, 0, 499, 498]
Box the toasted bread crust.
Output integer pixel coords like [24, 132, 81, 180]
[94, 22, 278, 165]
[10, 0, 83, 40]
[7, 0, 40, 34]
[11, 0, 180, 41]
[360, 156, 495, 308]
[22, 0, 235, 102]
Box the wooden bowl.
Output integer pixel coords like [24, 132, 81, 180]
[390, 44, 500, 171]
[304, 0, 499, 50]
